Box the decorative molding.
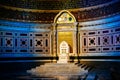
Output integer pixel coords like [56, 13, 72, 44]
[0, 0, 118, 12]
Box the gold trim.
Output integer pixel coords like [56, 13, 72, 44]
[54, 10, 76, 23]
[0, 12, 119, 23]
[0, 0, 118, 13]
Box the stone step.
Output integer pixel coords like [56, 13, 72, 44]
[38, 65, 80, 70]
[85, 67, 93, 72]
[38, 66, 80, 70]
[81, 64, 86, 68]
[32, 68, 82, 73]
[40, 65, 78, 67]
[31, 64, 85, 70]
[29, 72, 82, 76]
[28, 67, 87, 73]
[28, 69, 87, 76]
[44, 63, 75, 66]
[27, 63, 88, 79]
[76, 63, 93, 72]
[77, 63, 83, 66]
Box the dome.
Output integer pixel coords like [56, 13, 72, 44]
[0, 0, 120, 23]
[0, 0, 114, 10]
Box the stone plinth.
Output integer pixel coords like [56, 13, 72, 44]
[57, 53, 69, 63]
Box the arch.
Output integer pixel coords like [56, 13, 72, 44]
[54, 10, 76, 23]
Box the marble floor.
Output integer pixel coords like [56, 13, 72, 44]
[0, 60, 120, 80]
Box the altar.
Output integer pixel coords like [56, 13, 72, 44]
[57, 41, 69, 63]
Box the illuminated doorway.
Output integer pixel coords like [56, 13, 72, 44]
[54, 10, 77, 56]
[58, 32, 73, 54]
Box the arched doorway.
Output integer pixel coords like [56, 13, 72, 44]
[53, 10, 77, 57]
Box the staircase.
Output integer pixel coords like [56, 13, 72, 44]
[27, 63, 88, 80]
